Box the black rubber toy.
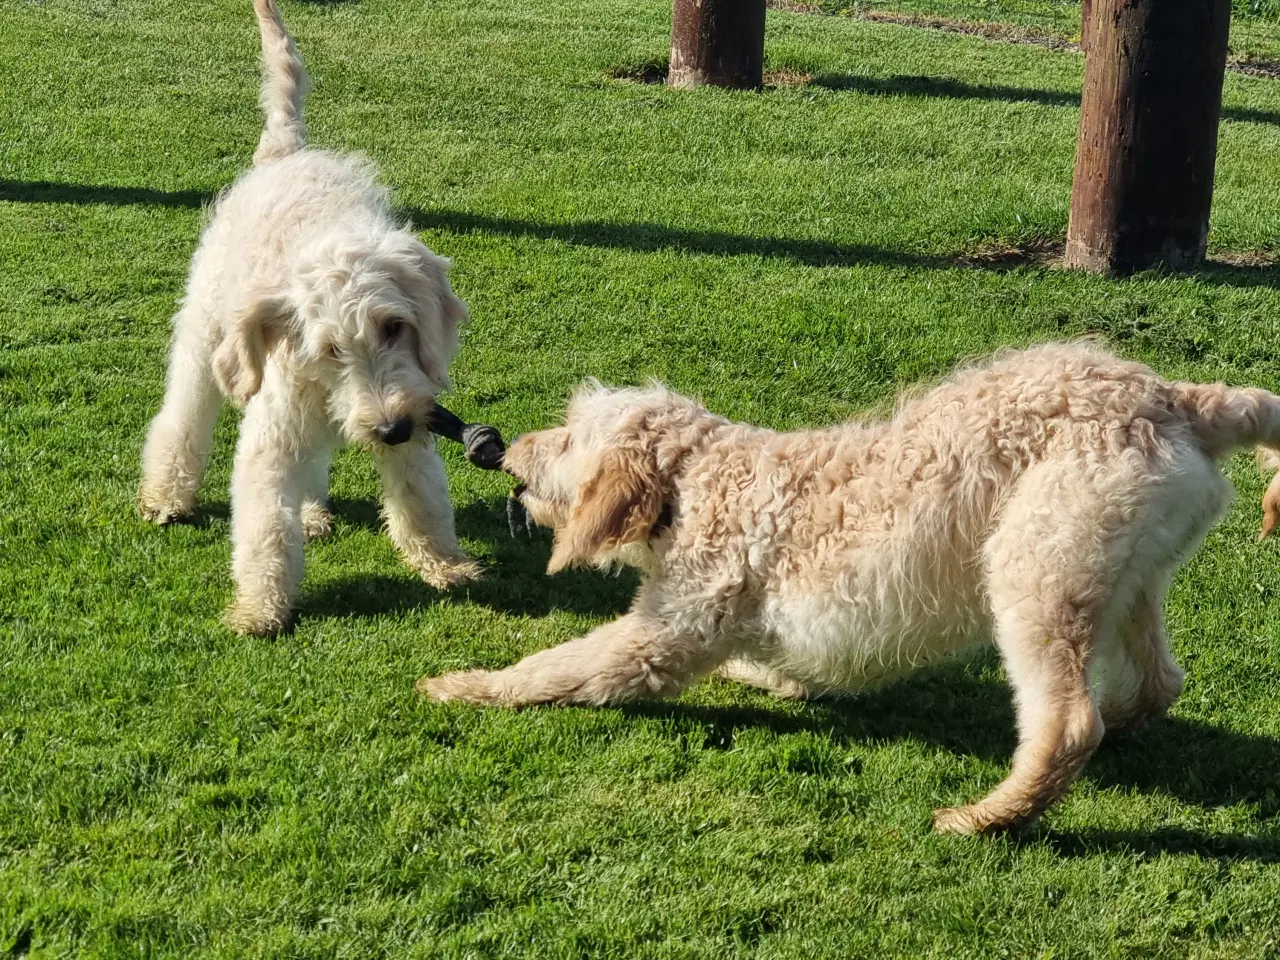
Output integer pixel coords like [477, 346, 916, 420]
[426, 404, 532, 537]
[506, 485, 532, 539]
[425, 404, 506, 472]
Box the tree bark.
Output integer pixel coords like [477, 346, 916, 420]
[1064, 0, 1231, 274]
[669, 0, 766, 90]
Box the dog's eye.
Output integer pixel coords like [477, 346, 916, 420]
[326, 342, 343, 360]
[383, 319, 405, 344]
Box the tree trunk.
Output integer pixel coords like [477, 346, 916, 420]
[669, 0, 766, 90]
[1064, 0, 1231, 274]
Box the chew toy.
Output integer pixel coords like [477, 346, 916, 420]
[425, 404, 506, 472]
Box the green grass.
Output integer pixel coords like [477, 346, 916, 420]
[5, 0, 1280, 955]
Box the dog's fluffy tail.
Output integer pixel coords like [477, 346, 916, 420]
[1171, 381, 1280, 536]
[252, 0, 308, 165]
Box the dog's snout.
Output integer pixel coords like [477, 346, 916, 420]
[377, 417, 413, 446]
[500, 435, 524, 474]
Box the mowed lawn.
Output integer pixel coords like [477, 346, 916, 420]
[5, 0, 1280, 955]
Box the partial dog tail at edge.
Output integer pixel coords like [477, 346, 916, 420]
[252, 0, 308, 165]
[1171, 381, 1280, 538]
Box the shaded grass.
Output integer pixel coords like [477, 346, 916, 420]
[4, 0, 1280, 956]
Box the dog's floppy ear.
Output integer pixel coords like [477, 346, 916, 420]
[417, 287, 468, 388]
[548, 445, 664, 574]
[412, 253, 469, 388]
[212, 295, 291, 405]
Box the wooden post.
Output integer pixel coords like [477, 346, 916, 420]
[1064, 0, 1232, 274]
[669, 0, 766, 90]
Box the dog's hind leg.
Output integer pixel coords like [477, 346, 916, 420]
[1094, 587, 1184, 734]
[1094, 451, 1225, 734]
[138, 308, 223, 524]
[933, 600, 1104, 836]
[419, 611, 725, 706]
[934, 458, 1123, 836]
[376, 438, 481, 589]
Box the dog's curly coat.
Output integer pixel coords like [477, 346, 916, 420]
[138, 0, 477, 634]
[422, 343, 1280, 834]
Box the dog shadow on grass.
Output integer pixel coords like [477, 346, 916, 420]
[205, 491, 1277, 858]
[301, 496, 637, 620]
[177, 501, 230, 529]
[627, 660, 1280, 862]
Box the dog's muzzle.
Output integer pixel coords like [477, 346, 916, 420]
[376, 417, 413, 446]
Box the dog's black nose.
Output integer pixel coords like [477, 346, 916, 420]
[377, 417, 413, 446]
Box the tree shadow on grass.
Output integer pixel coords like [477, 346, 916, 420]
[627, 659, 1280, 861]
[402, 205, 958, 271]
[0, 179, 214, 208]
[401, 207, 1280, 290]
[4, 178, 1280, 287]
[809, 72, 1280, 127]
[812, 73, 1077, 107]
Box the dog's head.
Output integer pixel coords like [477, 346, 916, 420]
[212, 226, 467, 448]
[503, 381, 722, 573]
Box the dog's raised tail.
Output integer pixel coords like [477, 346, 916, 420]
[1171, 381, 1280, 537]
[252, 0, 308, 165]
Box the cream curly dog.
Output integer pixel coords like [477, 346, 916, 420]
[139, 0, 478, 634]
[422, 343, 1280, 834]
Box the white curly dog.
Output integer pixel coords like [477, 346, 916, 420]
[139, 0, 477, 635]
[422, 343, 1280, 834]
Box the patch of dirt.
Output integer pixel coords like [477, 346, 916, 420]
[1228, 54, 1280, 79]
[956, 236, 1064, 268]
[607, 62, 668, 85]
[1207, 248, 1280, 268]
[768, 2, 1280, 80]
[767, 0, 827, 11]
[606, 64, 814, 89]
[764, 68, 816, 87]
[954, 240, 1280, 273]
[856, 8, 1080, 52]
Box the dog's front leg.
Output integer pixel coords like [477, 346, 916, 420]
[418, 612, 722, 706]
[376, 437, 481, 589]
[224, 382, 313, 636]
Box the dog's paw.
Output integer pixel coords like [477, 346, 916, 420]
[932, 805, 985, 836]
[932, 804, 1032, 837]
[415, 669, 499, 704]
[300, 502, 334, 541]
[416, 557, 485, 590]
[224, 599, 292, 637]
[137, 491, 195, 525]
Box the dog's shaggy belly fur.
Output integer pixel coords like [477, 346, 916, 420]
[428, 343, 1280, 834]
[672, 425, 999, 693]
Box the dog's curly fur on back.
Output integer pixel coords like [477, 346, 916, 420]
[422, 342, 1280, 834]
[139, 0, 477, 635]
